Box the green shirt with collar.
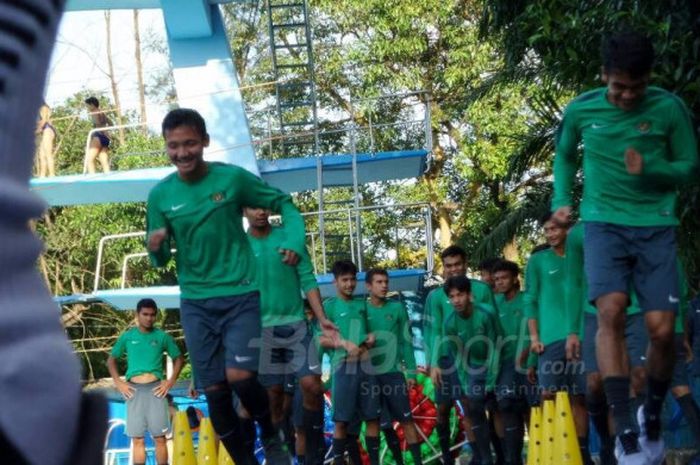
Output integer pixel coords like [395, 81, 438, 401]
[366, 298, 417, 379]
[111, 327, 181, 381]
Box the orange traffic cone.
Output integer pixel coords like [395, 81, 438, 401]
[526, 406, 542, 465]
[553, 391, 583, 465]
[197, 417, 219, 464]
[172, 411, 197, 465]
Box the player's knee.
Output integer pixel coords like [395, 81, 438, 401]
[646, 319, 674, 346]
[153, 436, 167, 444]
[497, 397, 516, 413]
[132, 437, 145, 446]
[299, 374, 323, 398]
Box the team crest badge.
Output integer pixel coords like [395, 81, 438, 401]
[212, 192, 225, 202]
[636, 121, 651, 134]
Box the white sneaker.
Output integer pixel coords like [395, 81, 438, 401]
[614, 431, 649, 465]
[637, 405, 665, 465]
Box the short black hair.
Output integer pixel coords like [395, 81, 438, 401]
[162, 108, 208, 139]
[531, 243, 550, 254]
[444, 275, 471, 294]
[478, 257, 500, 272]
[136, 298, 158, 313]
[365, 268, 389, 283]
[441, 245, 467, 262]
[492, 259, 519, 277]
[602, 31, 654, 78]
[539, 211, 554, 226]
[84, 96, 99, 107]
[331, 259, 358, 278]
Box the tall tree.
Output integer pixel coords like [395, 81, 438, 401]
[133, 9, 147, 125]
[104, 11, 125, 145]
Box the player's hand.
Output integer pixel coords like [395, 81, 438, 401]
[153, 379, 174, 398]
[344, 341, 361, 358]
[565, 334, 581, 361]
[624, 148, 643, 175]
[552, 206, 572, 227]
[147, 228, 168, 252]
[116, 380, 136, 400]
[364, 333, 376, 348]
[527, 366, 537, 385]
[188, 382, 199, 399]
[430, 367, 442, 387]
[530, 339, 544, 355]
[319, 317, 339, 335]
[407, 378, 417, 389]
[279, 248, 300, 265]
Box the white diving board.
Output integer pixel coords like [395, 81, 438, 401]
[56, 268, 426, 311]
[30, 149, 428, 207]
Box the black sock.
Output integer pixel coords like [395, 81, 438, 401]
[578, 436, 593, 465]
[346, 434, 363, 465]
[303, 408, 323, 464]
[231, 378, 277, 439]
[437, 420, 453, 464]
[409, 442, 424, 465]
[205, 389, 255, 465]
[365, 435, 380, 465]
[602, 377, 635, 435]
[643, 376, 670, 440]
[332, 437, 347, 465]
[240, 417, 257, 460]
[384, 427, 404, 464]
[490, 427, 504, 465]
[469, 406, 493, 465]
[501, 410, 522, 465]
[677, 393, 700, 440]
[586, 398, 611, 442]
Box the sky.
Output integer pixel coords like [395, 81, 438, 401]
[46, 9, 172, 127]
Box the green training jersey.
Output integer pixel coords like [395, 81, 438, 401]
[495, 291, 529, 362]
[423, 279, 496, 367]
[366, 299, 417, 379]
[111, 327, 181, 381]
[565, 223, 642, 339]
[524, 248, 569, 346]
[324, 296, 369, 368]
[147, 162, 305, 300]
[441, 303, 501, 390]
[247, 226, 318, 328]
[552, 87, 698, 227]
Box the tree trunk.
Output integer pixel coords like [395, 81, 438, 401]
[133, 9, 147, 126]
[105, 11, 125, 145]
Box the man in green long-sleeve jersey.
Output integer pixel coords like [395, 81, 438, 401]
[564, 223, 647, 465]
[432, 275, 501, 465]
[365, 268, 424, 465]
[146, 109, 303, 465]
[552, 32, 699, 465]
[423, 245, 495, 465]
[244, 207, 337, 465]
[525, 213, 591, 464]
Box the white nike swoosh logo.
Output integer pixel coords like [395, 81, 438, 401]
[309, 364, 320, 370]
[339, 312, 348, 317]
[591, 123, 606, 129]
[548, 269, 558, 274]
[234, 355, 252, 362]
[171, 204, 186, 211]
[669, 295, 679, 303]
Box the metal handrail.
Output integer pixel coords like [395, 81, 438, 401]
[94, 202, 433, 294]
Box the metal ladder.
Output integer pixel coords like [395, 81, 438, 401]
[265, 0, 319, 157]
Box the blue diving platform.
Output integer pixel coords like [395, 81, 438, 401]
[56, 268, 426, 311]
[30, 149, 428, 207]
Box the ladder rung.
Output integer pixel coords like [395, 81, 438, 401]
[276, 63, 308, 69]
[279, 101, 313, 109]
[274, 43, 308, 50]
[278, 80, 312, 88]
[273, 22, 307, 29]
[280, 121, 315, 127]
[270, 3, 305, 9]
